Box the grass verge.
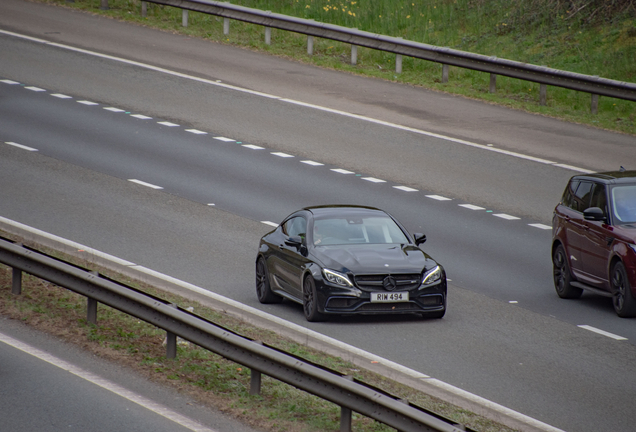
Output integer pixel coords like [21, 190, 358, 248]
[30, 0, 636, 135]
[0, 235, 516, 432]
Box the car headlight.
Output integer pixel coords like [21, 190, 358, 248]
[421, 265, 442, 286]
[322, 269, 353, 287]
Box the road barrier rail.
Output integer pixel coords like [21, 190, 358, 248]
[115, 0, 636, 113]
[0, 235, 472, 432]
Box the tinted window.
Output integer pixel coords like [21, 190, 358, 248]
[313, 216, 409, 246]
[561, 180, 579, 209]
[589, 183, 608, 217]
[611, 185, 636, 224]
[572, 181, 593, 212]
[283, 217, 307, 239]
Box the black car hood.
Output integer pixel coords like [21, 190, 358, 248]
[311, 244, 435, 274]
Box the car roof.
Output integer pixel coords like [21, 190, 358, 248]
[572, 170, 636, 185]
[302, 205, 387, 217]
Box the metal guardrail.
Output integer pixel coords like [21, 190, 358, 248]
[119, 0, 636, 113]
[0, 236, 471, 432]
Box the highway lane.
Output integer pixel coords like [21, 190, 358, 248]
[2, 79, 636, 432]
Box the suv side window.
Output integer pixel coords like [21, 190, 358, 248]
[561, 180, 579, 209]
[572, 181, 593, 212]
[283, 217, 307, 241]
[589, 183, 608, 217]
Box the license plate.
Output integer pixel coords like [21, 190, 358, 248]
[371, 292, 409, 302]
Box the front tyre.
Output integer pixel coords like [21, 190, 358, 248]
[553, 245, 582, 299]
[256, 258, 282, 304]
[303, 276, 326, 322]
[611, 262, 636, 318]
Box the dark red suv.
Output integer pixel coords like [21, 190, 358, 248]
[552, 170, 636, 317]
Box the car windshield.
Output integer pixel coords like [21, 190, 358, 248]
[313, 215, 409, 245]
[611, 185, 636, 224]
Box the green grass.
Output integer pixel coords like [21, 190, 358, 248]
[35, 0, 636, 135]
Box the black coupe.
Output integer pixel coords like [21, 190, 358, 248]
[255, 205, 447, 321]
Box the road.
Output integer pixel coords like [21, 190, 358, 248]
[1, 1, 635, 431]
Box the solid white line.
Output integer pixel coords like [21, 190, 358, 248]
[553, 164, 595, 173]
[25, 86, 45, 92]
[0, 332, 217, 432]
[128, 179, 163, 190]
[361, 177, 386, 183]
[51, 93, 72, 99]
[213, 136, 235, 142]
[271, 152, 293, 158]
[493, 213, 520, 220]
[331, 168, 354, 174]
[301, 160, 324, 166]
[529, 223, 551, 230]
[393, 186, 418, 192]
[131, 114, 152, 119]
[242, 144, 264, 150]
[157, 121, 179, 127]
[186, 129, 207, 135]
[578, 325, 627, 341]
[5, 141, 38, 152]
[459, 204, 485, 210]
[426, 195, 452, 201]
[0, 29, 592, 175]
[77, 100, 98, 105]
[0, 215, 565, 432]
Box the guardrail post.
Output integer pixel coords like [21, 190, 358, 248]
[12, 267, 22, 295]
[395, 37, 403, 74]
[100, 0, 108, 10]
[351, 45, 357, 66]
[265, 27, 271, 45]
[339, 375, 354, 432]
[250, 368, 262, 395]
[166, 331, 177, 359]
[223, 17, 230, 35]
[540, 84, 547, 106]
[182, 9, 188, 27]
[442, 64, 449, 83]
[141, 1, 147, 17]
[307, 35, 314, 55]
[591, 93, 599, 114]
[489, 73, 497, 93]
[87, 297, 98, 325]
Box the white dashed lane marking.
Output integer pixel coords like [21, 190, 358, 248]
[128, 179, 163, 190]
[393, 186, 418, 192]
[261, 221, 278, 227]
[5, 141, 38, 152]
[529, 223, 551, 230]
[426, 195, 452, 201]
[301, 160, 324, 166]
[578, 325, 627, 341]
[0, 79, 19, 84]
[331, 168, 355, 174]
[158, 121, 179, 127]
[131, 114, 152, 119]
[104, 107, 125, 112]
[213, 136, 235, 142]
[361, 177, 386, 183]
[25, 86, 45, 92]
[186, 129, 207, 135]
[459, 204, 485, 211]
[493, 213, 521, 220]
[243, 144, 264, 150]
[271, 152, 294, 158]
[77, 100, 98, 106]
[51, 93, 72, 99]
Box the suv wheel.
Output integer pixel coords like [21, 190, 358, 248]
[553, 244, 583, 299]
[611, 262, 636, 318]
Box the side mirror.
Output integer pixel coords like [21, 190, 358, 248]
[285, 236, 303, 247]
[583, 207, 605, 222]
[414, 233, 427, 246]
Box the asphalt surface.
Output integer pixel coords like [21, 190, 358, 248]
[1, 1, 636, 432]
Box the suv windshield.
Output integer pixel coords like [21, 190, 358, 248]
[313, 216, 409, 245]
[611, 184, 636, 224]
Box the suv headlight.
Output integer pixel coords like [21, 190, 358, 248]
[421, 265, 442, 286]
[322, 269, 353, 287]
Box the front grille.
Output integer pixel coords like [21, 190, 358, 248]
[354, 273, 421, 292]
[356, 302, 420, 312]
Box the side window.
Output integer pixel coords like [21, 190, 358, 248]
[283, 217, 307, 240]
[589, 183, 608, 217]
[572, 181, 593, 212]
[561, 180, 579, 209]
